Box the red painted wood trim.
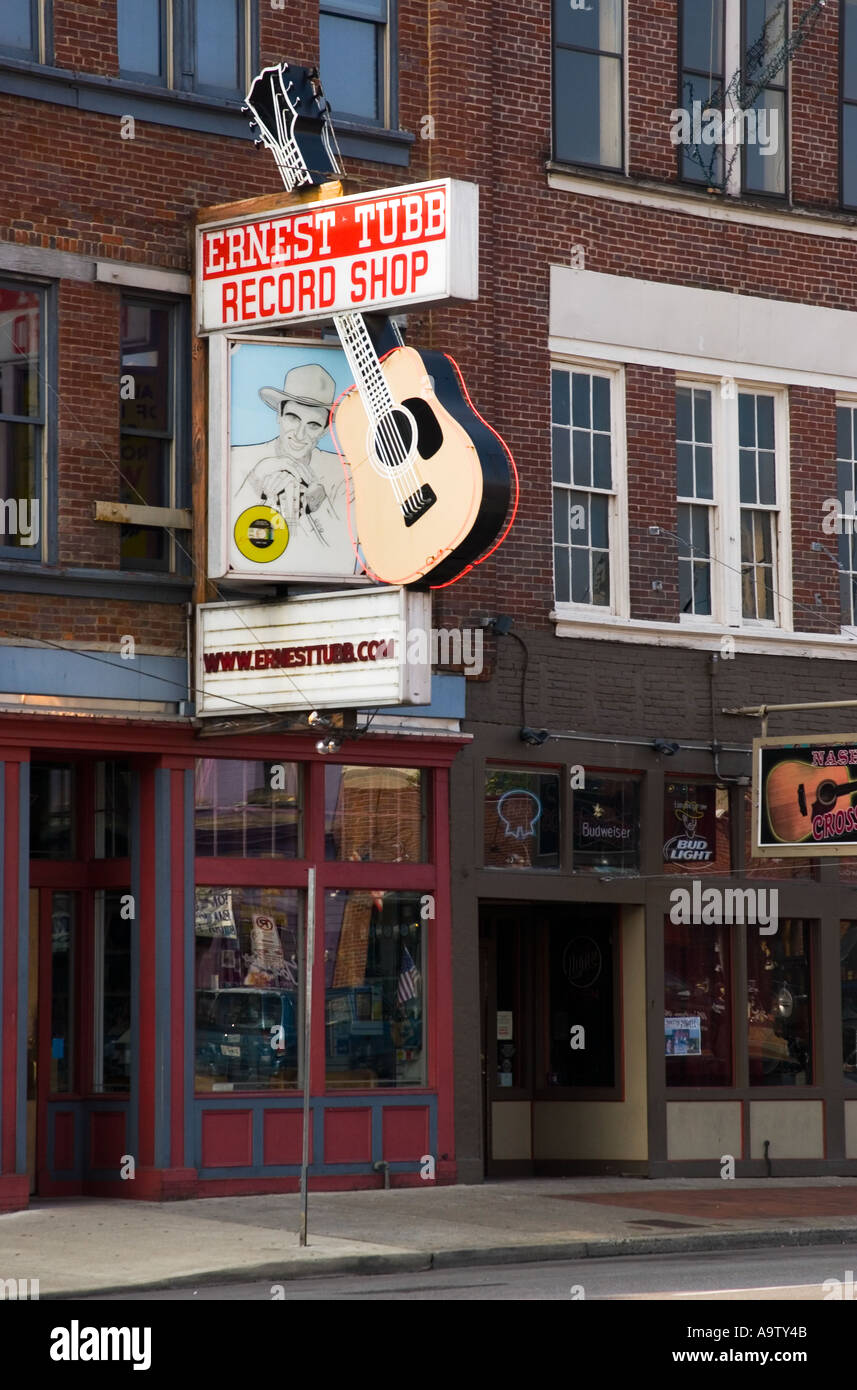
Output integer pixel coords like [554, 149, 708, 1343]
[2, 761, 20, 1174]
[37, 890, 52, 1188]
[430, 766, 455, 1164]
[136, 768, 157, 1168]
[170, 771, 185, 1168]
[193, 860, 435, 890]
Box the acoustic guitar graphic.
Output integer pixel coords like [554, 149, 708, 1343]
[764, 759, 857, 843]
[243, 63, 516, 587]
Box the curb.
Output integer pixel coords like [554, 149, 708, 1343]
[43, 1222, 857, 1298]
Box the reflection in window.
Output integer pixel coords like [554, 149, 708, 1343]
[0, 0, 36, 58]
[573, 775, 640, 875]
[94, 890, 132, 1094]
[50, 892, 74, 1095]
[679, 0, 725, 185]
[325, 766, 424, 862]
[665, 918, 732, 1086]
[195, 759, 301, 858]
[843, 921, 857, 1084]
[195, 888, 301, 1092]
[748, 919, 812, 1086]
[325, 891, 424, 1089]
[94, 761, 130, 859]
[30, 764, 74, 860]
[742, 0, 787, 197]
[117, 0, 164, 80]
[120, 299, 176, 571]
[547, 919, 615, 1088]
[320, 0, 388, 124]
[483, 767, 560, 869]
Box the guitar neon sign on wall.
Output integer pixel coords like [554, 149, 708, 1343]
[207, 62, 519, 589]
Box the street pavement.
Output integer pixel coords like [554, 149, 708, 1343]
[5, 1176, 857, 1298]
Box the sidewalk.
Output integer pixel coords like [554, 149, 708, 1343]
[5, 1176, 857, 1298]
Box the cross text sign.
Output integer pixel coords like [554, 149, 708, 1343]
[196, 178, 479, 334]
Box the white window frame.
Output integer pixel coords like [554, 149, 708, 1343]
[675, 380, 723, 625]
[835, 393, 857, 635]
[551, 357, 629, 621]
[676, 375, 791, 632]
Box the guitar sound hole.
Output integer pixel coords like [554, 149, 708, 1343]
[817, 780, 841, 807]
[402, 396, 443, 459]
[374, 409, 414, 469]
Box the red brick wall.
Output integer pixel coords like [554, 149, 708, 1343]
[626, 364, 678, 622]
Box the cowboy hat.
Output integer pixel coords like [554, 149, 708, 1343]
[259, 363, 336, 412]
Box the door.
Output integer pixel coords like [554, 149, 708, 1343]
[27, 891, 39, 1192]
[479, 906, 535, 1175]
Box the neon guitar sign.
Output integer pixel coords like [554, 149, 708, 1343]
[241, 63, 517, 588]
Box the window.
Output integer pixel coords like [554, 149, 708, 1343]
[195, 888, 302, 1092]
[94, 761, 131, 859]
[483, 767, 560, 869]
[742, 0, 787, 197]
[665, 917, 733, 1086]
[551, 366, 618, 609]
[842, 921, 857, 1083]
[748, 919, 813, 1086]
[676, 381, 786, 630]
[320, 0, 391, 126]
[119, 296, 187, 572]
[676, 386, 715, 616]
[0, 0, 45, 60]
[50, 891, 74, 1094]
[546, 919, 615, 1088]
[663, 779, 731, 875]
[325, 890, 425, 1088]
[674, 1, 787, 197]
[93, 889, 132, 1094]
[836, 402, 857, 626]
[325, 765, 425, 862]
[30, 763, 74, 859]
[195, 759, 302, 857]
[552, 0, 623, 170]
[679, 0, 725, 186]
[572, 774, 640, 875]
[843, 2, 857, 208]
[0, 281, 45, 560]
[117, 0, 250, 100]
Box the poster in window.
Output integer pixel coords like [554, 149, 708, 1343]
[665, 1015, 702, 1056]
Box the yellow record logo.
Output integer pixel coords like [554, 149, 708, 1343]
[234, 506, 289, 563]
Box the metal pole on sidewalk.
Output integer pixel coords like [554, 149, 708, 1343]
[299, 866, 315, 1247]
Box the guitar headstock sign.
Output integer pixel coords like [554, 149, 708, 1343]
[754, 735, 857, 856]
[197, 179, 478, 335]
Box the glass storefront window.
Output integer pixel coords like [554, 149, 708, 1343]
[325, 766, 425, 862]
[94, 761, 131, 859]
[94, 889, 132, 1094]
[30, 764, 75, 859]
[325, 890, 425, 1088]
[546, 917, 615, 1088]
[843, 921, 857, 1084]
[194, 888, 301, 1092]
[50, 892, 74, 1094]
[484, 767, 560, 868]
[573, 774, 640, 875]
[195, 759, 301, 858]
[665, 918, 732, 1086]
[748, 919, 813, 1086]
[663, 780, 730, 875]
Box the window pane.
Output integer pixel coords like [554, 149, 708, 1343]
[592, 432, 611, 489]
[96, 890, 132, 1093]
[571, 546, 590, 602]
[50, 892, 75, 1094]
[592, 375, 611, 431]
[325, 766, 425, 861]
[842, 920, 857, 1084]
[748, 920, 812, 1086]
[551, 369, 570, 426]
[0, 1, 33, 54]
[0, 285, 40, 418]
[745, 0, 787, 83]
[682, 0, 723, 71]
[554, 50, 622, 169]
[546, 918, 615, 1088]
[837, 405, 853, 461]
[573, 775, 640, 874]
[676, 441, 694, 497]
[194, 0, 240, 93]
[571, 372, 591, 428]
[118, 0, 162, 77]
[554, 543, 570, 602]
[495, 922, 525, 1088]
[676, 386, 693, 442]
[844, 104, 857, 209]
[695, 445, 713, 499]
[0, 423, 38, 547]
[552, 425, 570, 484]
[665, 918, 732, 1085]
[553, 0, 622, 52]
[195, 888, 301, 1092]
[30, 764, 74, 859]
[325, 890, 425, 1088]
[592, 548, 610, 605]
[484, 767, 560, 869]
[195, 759, 301, 858]
[320, 14, 379, 121]
[553, 491, 569, 546]
[679, 74, 724, 185]
[94, 761, 131, 859]
[572, 429, 592, 486]
[121, 304, 171, 431]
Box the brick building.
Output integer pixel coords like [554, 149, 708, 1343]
[3, 0, 857, 1211]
